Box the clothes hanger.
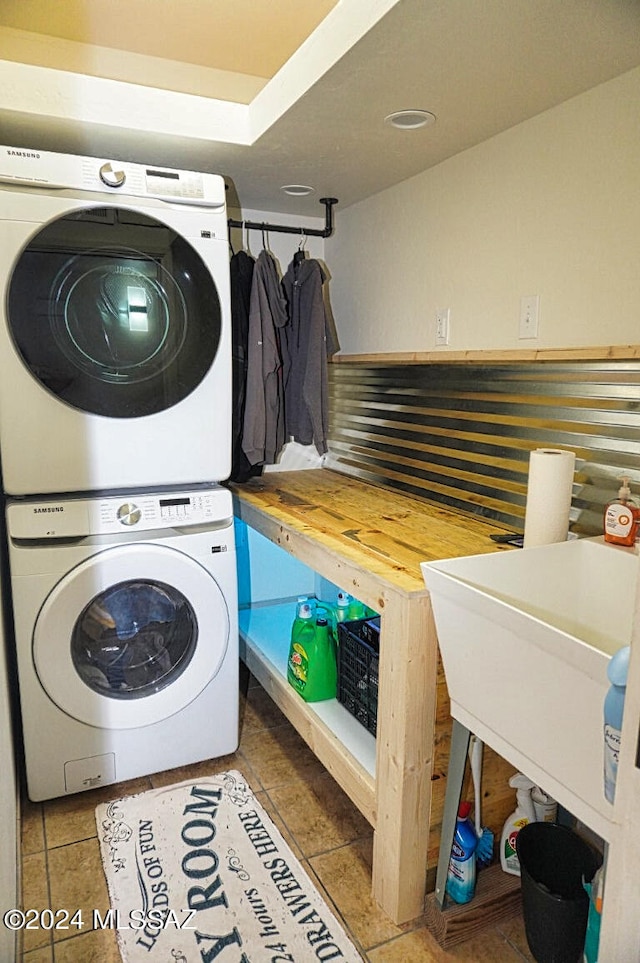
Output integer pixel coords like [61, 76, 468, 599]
[293, 232, 307, 266]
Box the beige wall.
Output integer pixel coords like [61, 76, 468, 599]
[326, 66, 640, 355]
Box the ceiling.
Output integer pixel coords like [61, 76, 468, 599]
[0, 0, 340, 100]
[1, 0, 640, 219]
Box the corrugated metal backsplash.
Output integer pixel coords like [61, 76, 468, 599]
[326, 360, 640, 535]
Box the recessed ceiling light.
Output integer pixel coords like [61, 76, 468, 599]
[280, 184, 316, 196]
[384, 109, 436, 130]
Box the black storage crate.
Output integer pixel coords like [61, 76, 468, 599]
[337, 617, 380, 736]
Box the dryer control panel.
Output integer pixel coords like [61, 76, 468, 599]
[7, 487, 232, 540]
[0, 145, 226, 208]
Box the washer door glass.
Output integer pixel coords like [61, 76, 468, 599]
[33, 543, 230, 729]
[71, 580, 197, 700]
[7, 207, 221, 417]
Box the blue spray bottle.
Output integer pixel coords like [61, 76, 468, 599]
[446, 801, 477, 904]
[604, 644, 630, 802]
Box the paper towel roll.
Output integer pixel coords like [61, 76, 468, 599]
[523, 448, 576, 548]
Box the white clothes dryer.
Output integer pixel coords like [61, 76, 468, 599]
[0, 147, 231, 496]
[6, 485, 238, 801]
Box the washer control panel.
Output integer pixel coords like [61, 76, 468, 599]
[7, 488, 232, 540]
[104, 493, 218, 529]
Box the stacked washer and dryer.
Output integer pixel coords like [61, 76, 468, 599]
[0, 147, 239, 801]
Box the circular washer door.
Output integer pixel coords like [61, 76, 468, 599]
[33, 543, 229, 729]
[7, 206, 222, 417]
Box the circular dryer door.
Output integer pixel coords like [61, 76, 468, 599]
[7, 207, 221, 417]
[33, 543, 229, 729]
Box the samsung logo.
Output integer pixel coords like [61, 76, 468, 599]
[6, 149, 40, 159]
[34, 506, 64, 514]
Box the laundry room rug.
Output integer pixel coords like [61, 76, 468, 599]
[95, 770, 364, 962]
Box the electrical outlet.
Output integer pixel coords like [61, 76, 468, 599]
[435, 308, 450, 346]
[519, 295, 540, 339]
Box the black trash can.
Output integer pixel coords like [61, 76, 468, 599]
[516, 822, 600, 963]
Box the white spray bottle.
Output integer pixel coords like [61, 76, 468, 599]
[500, 773, 536, 876]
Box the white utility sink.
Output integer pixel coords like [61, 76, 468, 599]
[421, 537, 638, 840]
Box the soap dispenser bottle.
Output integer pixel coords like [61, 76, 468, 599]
[604, 476, 639, 546]
[500, 773, 536, 876]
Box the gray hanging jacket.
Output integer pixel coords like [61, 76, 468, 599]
[241, 250, 289, 466]
[281, 258, 338, 455]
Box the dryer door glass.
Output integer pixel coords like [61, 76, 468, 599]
[71, 579, 197, 699]
[6, 207, 222, 417]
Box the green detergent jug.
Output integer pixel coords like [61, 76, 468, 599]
[287, 611, 337, 702]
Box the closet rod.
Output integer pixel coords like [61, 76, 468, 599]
[228, 197, 338, 239]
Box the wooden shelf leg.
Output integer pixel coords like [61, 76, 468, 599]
[371, 593, 436, 924]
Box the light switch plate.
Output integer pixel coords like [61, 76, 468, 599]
[436, 308, 450, 345]
[519, 295, 540, 339]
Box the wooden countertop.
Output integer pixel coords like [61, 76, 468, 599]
[229, 468, 509, 595]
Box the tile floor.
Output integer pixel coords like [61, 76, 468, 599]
[19, 667, 536, 962]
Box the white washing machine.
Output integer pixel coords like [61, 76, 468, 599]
[6, 484, 238, 802]
[0, 146, 231, 496]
